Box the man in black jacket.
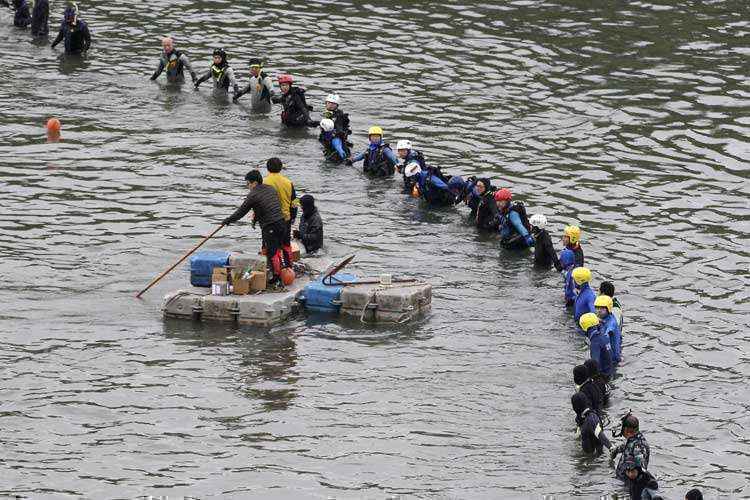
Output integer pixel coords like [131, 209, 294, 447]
[272, 74, 318, 127]
[222, 170, 286, 284]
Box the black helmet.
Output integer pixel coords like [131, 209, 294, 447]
[248, 57, 262, 67]
[213, 48, 227, 61]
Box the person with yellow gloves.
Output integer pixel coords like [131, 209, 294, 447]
[573, 267, 596, 328]
[595, 294, 622, 364]
[580, 313, 614, 378]
[563, 225, 584, 268]
[264, 157, 299, 268]
[346, 126, 398, 176]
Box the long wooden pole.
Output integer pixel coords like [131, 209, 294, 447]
[135, 224, 225, 298]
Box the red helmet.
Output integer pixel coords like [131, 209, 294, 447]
[494, 188, 512, 201]
[277, 74, 293, 84]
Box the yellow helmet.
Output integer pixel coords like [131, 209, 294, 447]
[368, 126, 383, 136]
[572, 267, 592, 285]
[579, 312, 600, 332]
[594, 295, 613, 313]
[564, 225, 581, 244]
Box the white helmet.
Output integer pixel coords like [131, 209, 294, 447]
[529, 213, 547, 229]
[396, 139, 412, 150]
[320, 118, 334, 132]
[325, 93, 340, 105]
[404, 162, 422, 177]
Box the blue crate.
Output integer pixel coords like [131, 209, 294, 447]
[189, 250, 231, 287]
[300, 273, 358, 313]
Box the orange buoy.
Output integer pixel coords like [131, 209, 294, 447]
[280, 267, 295, 286]
[46, 118, 61, 134]
[411, 184, 420, 198]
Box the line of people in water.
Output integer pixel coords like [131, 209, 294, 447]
[7, 1, 91, 53]
[11, 16, 708, 494]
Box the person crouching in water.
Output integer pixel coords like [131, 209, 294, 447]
[494, 188, 534, 249]
[51, 3, 91, 54]
[194, 48, 239, 96]
[624, 459, 661, 500]
[293, 195, 323, 254]
[404, 162, 454, 207]
[150, 37, 197, 84]
[571, 392, 611, 456]
[347, 126, 398, 177]
[271, 74, 317, 127]
[233, 58, 274, 112]
[221, 170, 287, 286]
[529, 213, 562, 270]
[318, 119, 350, 164]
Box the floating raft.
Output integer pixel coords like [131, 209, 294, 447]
[162, 253, 432, 327]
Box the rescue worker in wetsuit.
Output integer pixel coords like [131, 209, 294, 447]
[560, 249, 577, 306]
[51, 3, 91, 54]
[221, 170, 287, 286]
[264, 157, 299, 268]
[293, 194, 323, 254]
[233, 58, 274, 112]
[464, 176, 481, 217]
[600, 280, 623, 328]
[584, 358, 610, 405]
[150, 37, 196, 84]
[573, 266, 596, 328]
[13, 0, 31, 27]
[685, 489, 703, 500]
[563, 225, 585, 268]
[318, 119, 349, 163]
[571, 392, 611, 456]
[529, 213, 562, 270]
[573, 364, 603, 415]
[395, 140, 426, 192]
[405, 163, 455, 206]
[30, 0, 48, 36]
[596, 294, 622, 365]
[474, 178, 498, 231]
[580, 313, 614, 379]
[271, 74, 317, 127]
[347, 126, 398, 177]
[494, 188, 534, 249]
[624, 459, 661, 500]
[611, 413, 651, 481]
[194, 48, 239, 96]
[321, 94, 350, 152]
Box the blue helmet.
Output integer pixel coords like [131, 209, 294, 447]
[560, 248, 576, 268]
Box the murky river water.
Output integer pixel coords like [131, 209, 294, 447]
[1, 0, 749, 498]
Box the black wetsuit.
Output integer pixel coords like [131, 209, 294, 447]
[533, 227, 562, 270]
[475, 192, 499, 231]
[30, 0, 48, 36]
[51, 19, 91, 54]
[273, 86, 317, 127]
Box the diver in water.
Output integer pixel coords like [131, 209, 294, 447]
[571, 392, 611, 455]
[194, 48, 239, 96]
[529, 213, 562, 270]
[51, 3, 91, 54]
[611, 412, 651, 482]
[563, 225, 585, 268]
[347, 126, 399, 177]
[495, 188, 534, 249]
[572, 267, 596, 328]
[150, 37, 196, 84]
[233, 58, 275, 112]
[271, 74, 318, 127]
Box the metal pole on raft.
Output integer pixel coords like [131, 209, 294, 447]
[135, 224, 225, 299]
